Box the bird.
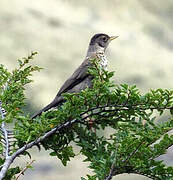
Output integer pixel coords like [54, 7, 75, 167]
[32, 33, 118, 119]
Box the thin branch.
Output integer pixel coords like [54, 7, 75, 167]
[105, 165, 160, 180]
[104, 162, 116, 180]
[81, 104, 173, 116]
[0, 103, 172, 179]
[0, 117, 80, 179]
[104, 166, 159, 180]
[105, 141, 144, 180]
[122, 141, 144, 164]
[15, 160, 35, 180]
[0, 105, 122, 179]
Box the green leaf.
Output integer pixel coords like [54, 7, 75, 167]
[170, 108, 173, 115]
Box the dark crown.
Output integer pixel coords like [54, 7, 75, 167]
[89, 33, 110, 45]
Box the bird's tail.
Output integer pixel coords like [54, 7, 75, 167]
[31, 97, 64, 119]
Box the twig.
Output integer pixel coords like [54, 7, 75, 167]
[0, 116, 80, 179]
[105, 165, 160, 180]
[0, 103, 172, 179]
[105, 141, 144, 180]
[105, 162, 115, 180]
[15, 160, 35, 180]
[122, 141, 144, 164]
[0, 105, 123, 179]
[80, 104, 173, 117]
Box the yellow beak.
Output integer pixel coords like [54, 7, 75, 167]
[109, 36, 119, 41]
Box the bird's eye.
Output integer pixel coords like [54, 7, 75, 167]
[102, 37, 107, 42]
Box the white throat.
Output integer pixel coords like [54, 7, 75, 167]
[86, 44, 108, 70]
[86, 44, 105, 57]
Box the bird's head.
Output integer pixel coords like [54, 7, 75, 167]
[88, 33, 118, 54]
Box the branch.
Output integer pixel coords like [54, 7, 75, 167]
[15, 160, 35, 180]
[0, 100, 12, 160]
[0, 116, 80, 179]
[0, 105, 122, 179]
[105, 141, 144, 180]
[104, 162, 115, 180]
[122, 141, 144, 164]
[81, 104, 173, 115]
[0, 103, 172, 179]
[104, 165, 158, 180]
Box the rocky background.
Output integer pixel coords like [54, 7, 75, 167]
[1, 0, 173, 179]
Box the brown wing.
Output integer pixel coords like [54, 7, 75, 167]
[56, 58, 92, 96]
[31, 56, 98, 119]
[31, 58, 91, 119]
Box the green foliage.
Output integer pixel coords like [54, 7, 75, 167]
[3, 167, 20, 180]
[0, 52, 41, 123]
[0, 55, 173, 179]
[0, 52, 40, 179]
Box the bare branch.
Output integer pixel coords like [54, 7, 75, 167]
[15, 160, 35, 180]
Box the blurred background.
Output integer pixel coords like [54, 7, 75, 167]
[1, 0, 173, 179]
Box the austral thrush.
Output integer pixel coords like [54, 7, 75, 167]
[32, 33, 118, 119]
